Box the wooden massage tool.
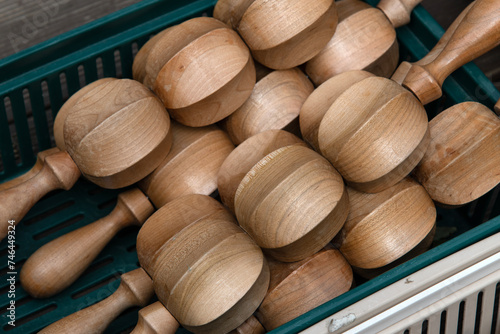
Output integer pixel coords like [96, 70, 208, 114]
[217, 129, 349, 262]
[220, 67, 314, 145]
[132, 16, 255, 127]
[136, 194, 269, 333]
[316, 0, 500, 193]
[0, 78, 172, 239]
[413, 102, 500, 206]
[20, 121, 234, 298]
[335, 177, 436, 277]
[213, 0, 338, 70]
[305, 0, 422, 85]
[130, 246, 353, 333]
[38, 268, 155, 334]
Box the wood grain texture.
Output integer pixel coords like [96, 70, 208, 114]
[256, 247, 353, 330]
[152, 214, 269, 334]
[229, 316, 265, 334]
[153, 25, 256, 127]
[413, 102, 500, 206]
[402, 0, 500, 105]
[20, 188, 153, 298]
[63, 78, 172, 189]
[236, 0, 337, 69]
[132, 17, 227, 90]
[391, 2, 474, 84]
[0, 149, 80, 239]
[338, 177, 436, 269]
[138, 121, 234, 208]
[299, 70, 375, 151]
[222, 67, 314, 145]
[136, 194, 233, 276]
[38, 268, 154, 334]
[213, 0, 255, 30]
[217, 129, 307, 213]
[376, 0, 422, 28]
[130, 301, 179, 334]
[235, 145, 348, 262]
[305, 0, 399, 85]
[318, 76, 429, 193]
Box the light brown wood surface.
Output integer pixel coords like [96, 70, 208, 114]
[0, 149, 80, 239]
[138, 121, 234, 208]
[376, 0, 422, 28]
[338, 177, 436, 269]
[151, 210, 269, 333]
[318, 76, 429, 193]
[229, 316, 265, 334]
[132, 17, 227, 90]
[391, 2, 474, 84]
[299, 70, 375, 151]
[221, 67, 313, 145]
[38, 268, 154, 334]
[136, 194, 233, 276]
[217, 129, 307, 213]
[218, 0, 337, 69]
[305, 0, 399, 85]
[235, 145, 348, 262]
[20, 188, 153, 298]
[401, 0, 500, 105]
[63, 78, 172, 188]
[256, 247, 353, 330]
[143, 18, 255, 127]
[413, 102, 500, 206]
[130, 301, 179, 334]
[0, 147, 60, 192]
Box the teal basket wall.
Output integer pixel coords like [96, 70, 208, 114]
[0, 0, 499, 333]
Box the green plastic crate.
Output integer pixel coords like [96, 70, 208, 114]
[0, 0, 499, 333]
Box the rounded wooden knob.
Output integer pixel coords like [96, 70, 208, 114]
[299, 70, 374, 151]
[413, 102, 500, 206]
[318, 76, 429, 193]
[337, 177, 436, 270]
[63, 78, 172, 189]
[138, 121, 234, 208]
[215, 0, 338, 70]
[54, 77, 117, 150]
[134, 17, 255, 127]
[152, 213, 269, 334]
[136, 194, 233, 276]
[222, 67, 313, 145]
[495, 98, 500, 115]
[218, 129, 307, 213]
[305, 0, 399, 85]
[235, 145, 349, 262]
[256, 247, 353, 330]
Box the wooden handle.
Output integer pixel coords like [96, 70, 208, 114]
[0, 151, 80, 240]
[377, 0, 422, 28]
[402, 0, 500, 105]
[130, 301, 179, 334]
[391, 1, 474, 84]
[38, 268, 154, 334]
[229, 315, 265, 334]
[20, 188, 153, 298]
[0, 148, 60, 192]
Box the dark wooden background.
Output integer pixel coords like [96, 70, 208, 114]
[0, 0, 498, 91]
